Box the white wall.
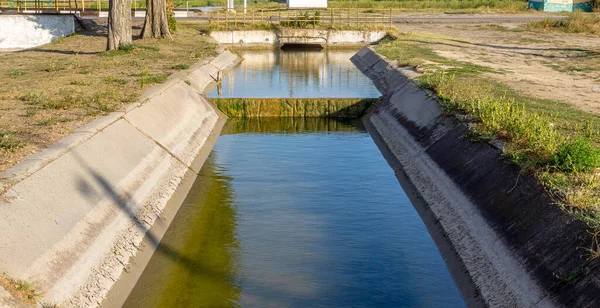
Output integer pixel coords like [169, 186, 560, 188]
[286, 0, 328, 9]
[0, 15, 75, 49]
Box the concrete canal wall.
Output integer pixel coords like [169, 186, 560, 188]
[352, 47, 600, 307]
[0, 50, 240, 307]
[210, 29, 387, 47]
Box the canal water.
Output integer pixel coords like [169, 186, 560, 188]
[207, 49, 381, 98]
[123, 49, 465, 307]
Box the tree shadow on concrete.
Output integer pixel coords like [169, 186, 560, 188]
[70, 151, 224, 279]
[70, 150, 302, 307]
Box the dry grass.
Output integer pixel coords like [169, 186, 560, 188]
[375, 32, 600, 230]
[329, 0, 528, 12]
[0, 273, 38, 305]
[526, 12, 600, 35]
[0, 21, 217, 174]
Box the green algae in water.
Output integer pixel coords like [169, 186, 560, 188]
[124, 155, 241, 307]
[124, 118, 464, 308]
[214, 98, 377, 119]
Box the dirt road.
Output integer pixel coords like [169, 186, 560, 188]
[396, 22, 600, 114]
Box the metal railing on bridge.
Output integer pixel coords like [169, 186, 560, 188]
[207, 8, 393, 30]
[0, 0, 147, 13]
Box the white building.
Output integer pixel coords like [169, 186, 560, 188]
[286, 0, 328, 9]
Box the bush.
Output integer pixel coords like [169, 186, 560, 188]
[280, 11, 321, 27]
[554, 135, 600, 172]
[167, 0, 177, 32]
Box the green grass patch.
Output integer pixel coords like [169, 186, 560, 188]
[135, 69, 169, 88]
[554, 135, 600, 173]
[98, 43, 160, 57]
[9, 70, 27, 78]
[172, 63, 191, 70]
[103, 76, 129, 85]
[0, 128, 22, 151]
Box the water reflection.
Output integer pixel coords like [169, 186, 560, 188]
[221, 117, 363, 135]
[125, 119, 465, 308]
[123, 154, 241, 308]
[207, 49, 381, 98]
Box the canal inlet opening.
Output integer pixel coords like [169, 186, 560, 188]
[280, 43, 325, 51]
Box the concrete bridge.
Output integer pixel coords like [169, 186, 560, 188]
[210, 29, 387, 47]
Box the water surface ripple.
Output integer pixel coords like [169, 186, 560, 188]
[124, 119, 465, 307]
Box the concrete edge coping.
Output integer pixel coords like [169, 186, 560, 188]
[363, 45, 509, 155]
[0, 48, 239, 192]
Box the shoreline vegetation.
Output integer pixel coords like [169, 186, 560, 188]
[0, 3, 599, 307]
[374, 24, 600, 244]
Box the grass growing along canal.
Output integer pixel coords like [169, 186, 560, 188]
[374, 30, 600, 236]
[0, 22, 217, 176]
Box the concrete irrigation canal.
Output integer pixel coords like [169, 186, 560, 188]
[105, 48, 465, 307]
[2, 31, 600, 308]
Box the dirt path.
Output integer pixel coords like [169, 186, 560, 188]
[397, 23, 600, 114]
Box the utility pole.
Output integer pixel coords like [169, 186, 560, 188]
[243, 0, 246, 14]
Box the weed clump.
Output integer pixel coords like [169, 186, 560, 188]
[417, 71, 600, 215]
[98, 44, 160, 57]
[136, 69, 169, 88]
[9, 70, 27, 78]
[0, 273, 39, 304]
[104, 76, 129, 85]
[0, 129, 21, 151]
[172, 63, 190, 70]
[167, 0, 177, 32]
[420, 72, 563, 166]
[554, 135, 600, 173]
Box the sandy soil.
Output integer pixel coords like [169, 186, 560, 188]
[396, 23, 600, 114]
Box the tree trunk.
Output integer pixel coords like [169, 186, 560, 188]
[142, 0, 172, 39]
[107, 0, 132, 50]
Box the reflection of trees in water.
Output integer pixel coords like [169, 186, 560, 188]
[222, 117, 363, 135]
[124, 154, 241, 308]
[236, 49, 364, 97]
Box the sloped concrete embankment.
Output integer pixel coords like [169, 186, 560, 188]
[351, 47, 600, 307]
[0, 50, 240, 307]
